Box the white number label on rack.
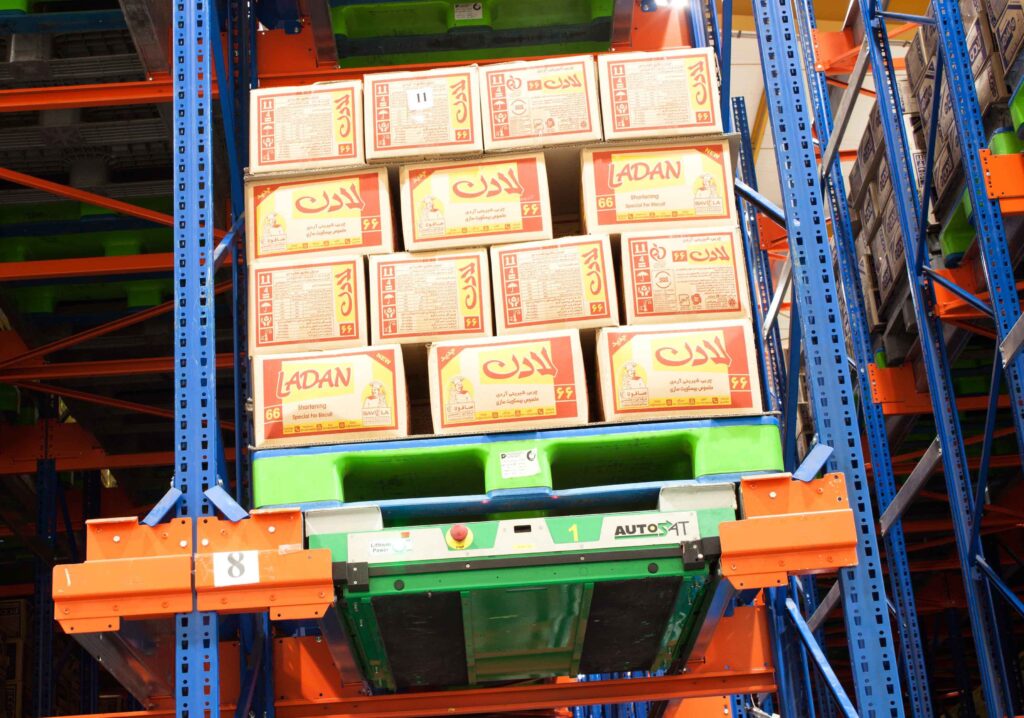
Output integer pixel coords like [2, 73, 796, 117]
[212, 550, 260, 587]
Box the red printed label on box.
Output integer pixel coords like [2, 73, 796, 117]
[605, 324, 756, 415]
[484, 60, 595, 142]
[494, 238, 613, 329]
[375, 253, 487, 340]
[407, 155, 546, 243]
[585, 143, 733, 230]
[249, 169, 388, 260]
[435, 334, 583, 429]
[370, 72, 476, 152]
[258, 349, 400, 442]
[603, 53, 717, 135]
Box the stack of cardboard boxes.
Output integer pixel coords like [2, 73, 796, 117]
[248, 49, 763, 450]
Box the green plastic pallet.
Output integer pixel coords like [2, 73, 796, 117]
[253, 417, 783, 509]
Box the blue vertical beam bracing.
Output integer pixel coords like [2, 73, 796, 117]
[860, 2, 1011, 713]
[81, 471, 100, 714]
[792, 0, 934, 714]
[173, 2, 221, 718]
[750, 0, 906, 714]
[932, 0, 1024, 462]
[733, 98, 786, 411]
[227, 0, 254, 508]
[34, 457, 57, 718]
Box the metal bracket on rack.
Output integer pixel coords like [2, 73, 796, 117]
[194, 508, 334, 619]
[53, 517, 193, 633]
[719, 473, 857, 589]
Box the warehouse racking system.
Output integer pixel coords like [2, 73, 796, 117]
[0, 1, 1022, 717]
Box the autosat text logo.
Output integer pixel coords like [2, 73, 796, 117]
[613, 520, 691, 539]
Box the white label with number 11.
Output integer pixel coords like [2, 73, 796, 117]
[212, 550, 261, 587]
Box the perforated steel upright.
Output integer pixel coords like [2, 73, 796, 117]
[172, 1, 221, 718]
[747, 0, 907, 715]
[791, 0, 933, 714]
[853, 1, 1017, 713]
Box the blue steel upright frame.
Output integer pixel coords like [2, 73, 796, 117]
[849, 1, 1017, 714]
[746, 0, 908, 715]
[172, 3, 221, 718]
[790, 1, 934, 716]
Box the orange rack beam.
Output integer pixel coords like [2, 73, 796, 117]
[981, 148, 1024, 214]
[868, 364, 1009, 415]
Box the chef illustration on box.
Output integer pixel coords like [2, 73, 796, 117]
[618, 361, 649, 408]
[261, 211, 287, 249]
[692, 173, 724, 215]
[417, 195, 446, 237]
[361, 380, 394, 426]
[445, 375, 476, 422]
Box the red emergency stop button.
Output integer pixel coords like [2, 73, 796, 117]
[446, 523, 473, 549]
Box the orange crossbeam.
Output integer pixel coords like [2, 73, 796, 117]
[53, 517, 193, 633]
[194, 509, 333, 620]
[720, 473, 858, 589]
[868, 364, 1009, 415]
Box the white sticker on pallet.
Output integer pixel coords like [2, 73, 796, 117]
[500, 449, 540, 479]
[212, 550, 260, 587]
[455, 2, 483, 20]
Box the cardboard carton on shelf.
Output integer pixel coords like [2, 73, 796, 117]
[597, 47, 722, 141]
[479, 56, 602, 152]
[596, 320, 762, 422]
[245, 166, 393, 264]
[620, 226, 751, 325]
[369, 249, 492, 346]
[994, 3, 1024, 74]
[249, 254, 367, 356]
[580, 139, 736, 235]
[490, 235, 618, 335]
[364, 66, 482, 162]
[249, 80, 363, 174]
[399, 152, 553, 251]
[428, 330, 588, 435]
[253, 345, 408, 449]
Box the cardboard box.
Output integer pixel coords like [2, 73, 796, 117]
[480, 56, 602, 151]
[253, 346, 408, 449]
[869, 230, 891, 306]
[621, 226, 750, 324]
[995, 5, 1024, 74]
[848, 156, 864, 205]
[490, 235, 618, 334]
[249, 81, 363, 174]
[966, 15, 997, 79]
[906, 30, 931, 92]
[369, 249, 492, 345]
[976, 58, 1010, 115]
[399, 152, 552, 251]
[857, 116, 877, 170]
[249, 255, 367, 356]
[0, 601, 27, 640]
[428, 330, 588, 435]
[933, 132, 962, 207]
[859, 180, 879, 232]
[595, 320, 762, 421]
[881, 195, 905, 271]
[915, 60, 937, 135]
[245, 167, 393, 263]
[597, 48, 721, 141]
[364, 66, 482, 161]
[581, 139, 736, 234]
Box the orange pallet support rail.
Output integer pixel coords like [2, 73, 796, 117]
[194, 509, 334, 620]
[54, 509, 333, 634]
[53, 517, 194, 633]
[720, 473, 858, 589]
[981, 148, 1024, 214]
